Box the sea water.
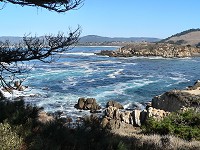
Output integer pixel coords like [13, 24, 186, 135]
[19, 46, 200, 118]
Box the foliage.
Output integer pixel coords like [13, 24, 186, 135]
[0, 0, 84, 13]
[0, 122, 23, 150]
[0, 29, 80, 89]
[143, 109, 200, 141]
[1, 98, 200, 149]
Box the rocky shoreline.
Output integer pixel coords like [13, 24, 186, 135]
[96, 43, 200, 58]
[73, 80, 200, 131]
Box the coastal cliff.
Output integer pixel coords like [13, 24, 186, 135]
[97, 43, 200, 58]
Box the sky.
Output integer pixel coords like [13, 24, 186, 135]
[0, 0, 200, 39]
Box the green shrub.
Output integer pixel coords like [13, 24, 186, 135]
[0, 122, 23, 150]
[143, 109, 200, 141]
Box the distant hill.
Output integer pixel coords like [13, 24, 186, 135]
[0, 36, 22, 43]
[0, 35, 161, 46]
[79, 35, 160, 43]
[160, 29, 200, 46]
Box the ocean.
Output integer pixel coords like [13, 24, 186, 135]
[18, 46, 200, 118]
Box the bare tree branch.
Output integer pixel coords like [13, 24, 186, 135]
[0, 26, 81, 90]
[1, 0, 84, 12]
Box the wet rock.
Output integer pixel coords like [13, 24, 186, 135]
[75, 97, 85, 109]
[74, 97, 101, 111]
[106, 100, 124, 109]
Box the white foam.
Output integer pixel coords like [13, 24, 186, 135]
[64, 52, 95, 56]
[0, 88, 38, 100]
[107, 69, 124, 78]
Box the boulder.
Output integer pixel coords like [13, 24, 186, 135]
[132, 109, 141, 126]
[140, 110, 147, 124]
[120, 111, 132, 124]
[152, 90, 200, 112]
[74, 97, 101, 111]
[147, 107, 170, 120]
[101, 117, 109, 128]
[86, 98, 95, 104]
[106, 100, 124, 109]
[105, 106, 118, 119]
[75, 97, 85, 109]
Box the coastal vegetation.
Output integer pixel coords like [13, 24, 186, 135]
[0, 96, 200, 149]
[1, 1, 200, 150]
[143, 108, 200, 141]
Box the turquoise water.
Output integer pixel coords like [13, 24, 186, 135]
[23, 46, 200, 117]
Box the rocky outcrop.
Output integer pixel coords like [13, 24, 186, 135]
[106, 100, 124, 109]
[147, 107, 170, 120]
[74, 97, 101, 111]
[152, 82, 200, 112]
[102, 106, 169, 129]
[187, 80, 200, 90]
[96, 43, 200, 58]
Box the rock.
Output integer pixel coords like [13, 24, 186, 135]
[107, 119, 121, 130]
[106, 100, 124, 109]
[120, 111, 132, 124]
[85, 104, 92, 109]
[74, 97, 101, 111]
[152, 90, 200, 112]
[132, 109, 141, 126]
[86, 98, 95, 104]
[97, 43, 200, 58]
[147, 107, 170, 120]
[107, 119, 136, 130]
[188, 80, 200, 90]
[140, 110, 147, 124]
[75, 97, 85, 109]
[105, 106, 118, 119]
[101, 117, 109, 128]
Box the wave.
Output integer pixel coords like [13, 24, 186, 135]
[63, 52, 96, 56]
[107, 69, 124, 78]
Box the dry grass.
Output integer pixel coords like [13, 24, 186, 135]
[111, 129, 200, 150]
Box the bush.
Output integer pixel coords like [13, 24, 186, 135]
[143, 109, 200, 141]
[0, 122, 23, 150]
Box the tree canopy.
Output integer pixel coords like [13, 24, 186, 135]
[0, 0, 83, 90]
[0, 0, 83, 12]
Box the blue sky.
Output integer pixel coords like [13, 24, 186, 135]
[0, 0, 200, 38]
